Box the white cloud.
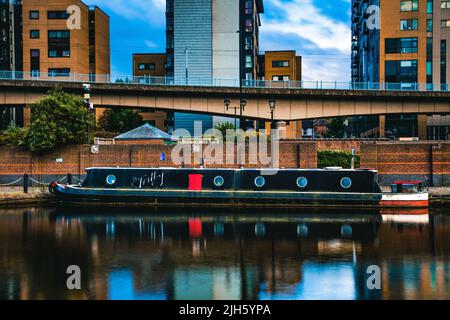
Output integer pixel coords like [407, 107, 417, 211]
[260, 0, 351, 81]
[89, 0, 165, 26]
[95, 0, 351, 81]
[145, 40, 159, 48]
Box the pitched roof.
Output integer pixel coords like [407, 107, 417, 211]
[114, 123, 175, 141]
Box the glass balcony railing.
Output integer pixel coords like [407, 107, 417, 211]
[0, 70, 449, 92]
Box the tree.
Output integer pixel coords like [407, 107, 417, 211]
[214, 122, 236, 141]
[98, 108, 144, 133]
[214, 122, 235, 140]
[26, 89, 94, 152]
[324, 118, 346, 138]
[2, 124, 29, 147]
[317, 150, 360, 169]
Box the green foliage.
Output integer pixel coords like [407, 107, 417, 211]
[214, 122, 236, 140]
[317, 150, 360, 169]
[1, 89, 94, 152]
[324, 118, 346, 138]
[26, 89, 94, 152]
[98, 108, 144, 133]
[2, 125, 29, 147]
[92, 130, 120, 139]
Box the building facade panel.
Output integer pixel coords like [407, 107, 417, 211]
[0, 0, 23, 130]
[92, 7, 110, 75]
[212, 0, 239, 80]
[0, 0, 22, 72]
[168, 0, 264, 134]
[173, 0, 212, 82]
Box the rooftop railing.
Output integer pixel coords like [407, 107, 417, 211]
[0, 70, 449, 92]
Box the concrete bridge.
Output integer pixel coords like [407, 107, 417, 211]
[1, 79, 450, 121]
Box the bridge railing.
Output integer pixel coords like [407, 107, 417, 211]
[0, 70, 449, 92]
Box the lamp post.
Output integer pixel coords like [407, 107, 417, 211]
[83, 83, 93, 144]
[224, 98, 237, 129]
[269, 98, 276, 129]
[240, 99, 246, 129]
[224, 99, 247, 130]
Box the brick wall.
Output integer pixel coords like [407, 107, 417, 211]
[360, 141, 450, 187]
[316, 140, 361, 153]
[1, 141, 449, 187]
[0, 141, 318, 185]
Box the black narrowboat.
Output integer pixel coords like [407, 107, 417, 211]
[49, 167, 429, 208]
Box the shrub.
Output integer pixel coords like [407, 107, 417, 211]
[2, 125, 29, 147]
[98, 108, 144, 133]
[317, 150, 360, 169]
[92, 130, 120, 139]
[26, 89, 94, 152]
[1, 89, 94, 152]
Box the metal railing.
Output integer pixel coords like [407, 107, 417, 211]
[0, 70, 449, 92]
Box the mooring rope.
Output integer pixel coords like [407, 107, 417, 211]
[72, 176, 83, 182]
[0, 177, 24, 186]
[0, 175, 75, 187]
[29, 177, 50, 186]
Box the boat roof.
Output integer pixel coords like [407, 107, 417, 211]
[86, 167, 378, 173]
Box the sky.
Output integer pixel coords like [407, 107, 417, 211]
[89, 0, 351, 81]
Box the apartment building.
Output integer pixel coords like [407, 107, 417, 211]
[20, 0, 109, 121]
[258, 50, 302, 82]
[0, 0, 23, 129]
[132, 53, 171, 132]
[351, 0, 450, 140]
[166, 0, 264, 135]
[257, 50, 304, 138]
[0, 0, 22, 72]
[22, 0, 109, 76]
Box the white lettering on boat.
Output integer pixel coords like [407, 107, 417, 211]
[131, 172, 165, 189]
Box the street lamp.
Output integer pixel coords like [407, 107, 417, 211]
[269, 98, 276, 129]
[224, 98, 247, 130]
[240, 99, 246, 129]
[83, 83, 94, 144]
[224, 98, 237, 129]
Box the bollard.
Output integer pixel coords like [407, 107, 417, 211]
[67, 173, 72, 185]
[23, 173, 29, 194]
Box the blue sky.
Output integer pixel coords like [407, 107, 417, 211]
[89, 0, 351, 81]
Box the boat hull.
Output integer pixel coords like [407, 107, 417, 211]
[51, 167, 428, 209]
[53, 184, 428, 209]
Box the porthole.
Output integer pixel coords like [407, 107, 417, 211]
[296, 176, 308, 188]
[106, 174, 117, 186]
[214, 175, 224, 187]
[254, 176, 266, 188]
[341, 224, 353, 237]
[297, 224, 308, 237]
[255, 223, 266, 237]
[340, 177, 352, 189]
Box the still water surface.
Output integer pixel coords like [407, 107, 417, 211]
[0, 206, 449, 300]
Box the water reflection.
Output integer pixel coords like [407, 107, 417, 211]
[0, 207, 449, 300]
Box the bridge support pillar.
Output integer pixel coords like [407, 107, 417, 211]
[418, 115, 428, 140]
[284, 120, 302, 139]
[379, 115, 385, 138]
[265, 121, 289, 139]
[275, 121, 287, 139]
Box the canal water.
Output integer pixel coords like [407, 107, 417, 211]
[0, 206, 449, 300]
